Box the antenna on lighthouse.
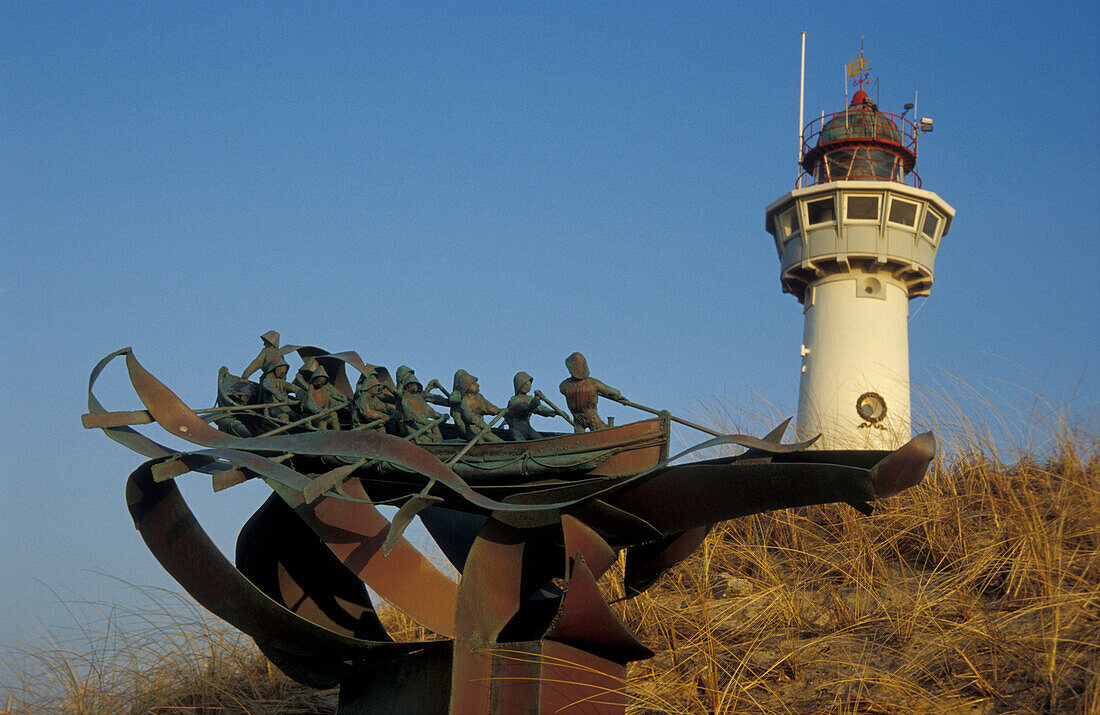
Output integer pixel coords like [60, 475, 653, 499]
[797, 31, 806, 188]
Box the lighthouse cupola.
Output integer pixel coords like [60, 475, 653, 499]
[763, 47, 956, 450]
[801, 90, 916, 184]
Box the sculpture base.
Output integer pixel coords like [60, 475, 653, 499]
[338, 640, 628, 714]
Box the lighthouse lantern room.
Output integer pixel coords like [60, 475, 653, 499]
[765, 48, 955, 449]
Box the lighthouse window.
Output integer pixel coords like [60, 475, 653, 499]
[778, 207, 799, 238]
[888, 198, 919, 227]
[806, 198, 835, 225]
[922, 210, 941, 239]
[846, 195, 880, 220]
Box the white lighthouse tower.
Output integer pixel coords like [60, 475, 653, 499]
[765, 53, 955, 449]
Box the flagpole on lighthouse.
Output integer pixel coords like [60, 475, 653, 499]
[797, 31, 806, 188]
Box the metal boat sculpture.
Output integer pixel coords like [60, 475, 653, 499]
[84, 346, 935, 714]
[211, 363, 671, 481]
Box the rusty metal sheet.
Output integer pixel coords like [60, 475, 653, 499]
[545, 555, 653, 662]
[607, 461, 878, 533]
[607, 432, 934, 534]
[125, 458, 440, 660]
[529, 641, 628, 714]
[81, 409, 154, 428]
[126, 445, 461, 640]
[448, 517, 561, 713]
[418, 505, 489, 572]
[500, 476, 624, 507]
[869, 432, 936, 498]
[449, 640, 496, 713]
[299, 477, 459, 638]
[237, 494, 392, 642]
[383, 493, 445, 556]
[339, 644, 454, 713]
[761, 416, 792, 442]
[656, 431, 816, 470]
[567, 499, 663, 546]
[488, 641, 630, 714]
[561, 514, 616, 580]
[449, 640, 633, 714]
[454, 518, 528, 643]
[155, 447, 313, 493]
[623, 526, 708, 596]
[695, 447, 887, 468]
[87, 349, 208, 466]
[212, 468, 249, 491]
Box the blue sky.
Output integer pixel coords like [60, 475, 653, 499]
[2, 3, 1097, 649]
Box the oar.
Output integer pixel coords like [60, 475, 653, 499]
[196, 400, 296, 416]
[397, 412, 450, 444]
[614, 397, 724, 438]
[445, 409, 506, 467]
[304, 413, 450, 503]
[349, 418, 387, 432]
[533, 390, 575, 427]
[256, 404, 343, 437]
[81, 400, 298, 429]
[212, 452, 294, 492]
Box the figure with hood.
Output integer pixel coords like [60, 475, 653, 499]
[394, 365, 415, 390]
[454, 371, 503, 442]
[213, 366, 255, 437]
[260, 356, 298, 423]
[395, 366, 449, 409]
[371, 366, 401, 410]
[352, 371, 397, 431]
[242, 330, 283, 379]
[558, 351, 623, 433]
[292, 360, 315, 394]
[447, 369, 470, 436]
[397, 372, 445, 442]
[300, 364, 346, 430]
[505, 371, 556, 441]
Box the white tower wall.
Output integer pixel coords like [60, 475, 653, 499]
[797, 273, 911, 449]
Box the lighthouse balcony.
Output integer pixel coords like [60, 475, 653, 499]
[765, 181, 955, 304]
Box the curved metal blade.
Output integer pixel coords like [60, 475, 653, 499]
[126, 459, 441, 659]
[561, 514, 617, 581]
[545, 555, 653, 662]
[869, 431, 936, 499]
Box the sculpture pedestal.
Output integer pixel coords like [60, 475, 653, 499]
[339, 640, 628, 714]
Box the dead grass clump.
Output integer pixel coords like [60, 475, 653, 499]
[619, 427, 1099, 714]
[376, 603, 445, 643]
[1, 586, 336, 714]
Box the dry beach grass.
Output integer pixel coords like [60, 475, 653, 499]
[0, 589, 338, 714]
[3, 421, 1097, 714]
[616, 423, 1099, 713]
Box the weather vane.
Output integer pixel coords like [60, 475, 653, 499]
[846, 38, 871, 91]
